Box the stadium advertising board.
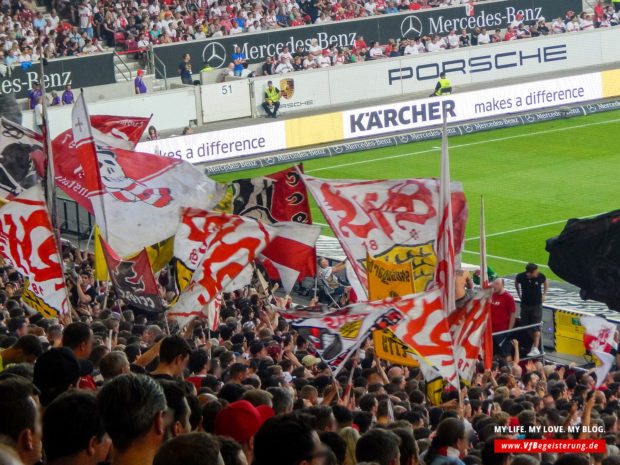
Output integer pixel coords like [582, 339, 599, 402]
[251, 28, 615, 117]
[152, 0, 578, 77]
[0, 53, 115, 99]
[136, 121, 286, 164]
[342, 72, 603, 139]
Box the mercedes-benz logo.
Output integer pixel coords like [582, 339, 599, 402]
[263, 156, 275, 166]
[400, 15, 423, 38]
[587, 105, 597, 113]
[463, 124, 473, 133]
[332, 145, 343, 154]
[399, 135, 409, 143]
[525, 114, 536, 122]
[202, 42, 227, 69]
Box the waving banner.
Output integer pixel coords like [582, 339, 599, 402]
[99, 235, 162, 313]
[63, 95, 225, 258]
[447, 289, 492, 383]
[301, 175, 467, 297]
[0, 185, 68, 317]
[582, 315, 618, 388]
[231, 166, 319, 293]
[0, 118, 45, 200]
[282, 300, 405, 376]
[170, 209, 278, 328]
[390, 288, 458, 387]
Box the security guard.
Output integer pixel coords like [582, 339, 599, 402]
[432, 72, 452, 97]
[262, 80, 282, 118]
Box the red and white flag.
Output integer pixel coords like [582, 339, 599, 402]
[169, 209, 278, 329]
[447, 289, 493, 383]
[231, 166, 319, 293]
[66, 94, 224, 257]
[390, 289, 459, 387]
[435, 114, 456, 316]
[0, 185, 68, 317]
[259, 222, 321, 294]
[582, 315, 617, 387]
[301, 175, 467, 297]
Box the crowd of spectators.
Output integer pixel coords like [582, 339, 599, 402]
[2, 241, 620, 465]
[247, 7, 618, 76]
[1, 0, 619, 70]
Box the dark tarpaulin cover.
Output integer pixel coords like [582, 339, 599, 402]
[546, 210, 620, 310]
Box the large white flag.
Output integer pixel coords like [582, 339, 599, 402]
[0, 185, 68, 317]
[582, 316, 617, 387]
[301, 175, 467, 297]
[71, 94, 224, 257]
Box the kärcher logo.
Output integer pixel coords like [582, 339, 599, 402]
[400, 15, 423, 38]
[202, 42, 227, 69]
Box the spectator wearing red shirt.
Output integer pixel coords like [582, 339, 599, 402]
[354, 35, 367, 52]
[491, 278, 516, 359]
[594, 0, 605, 25]
[504, 26, 517, 41]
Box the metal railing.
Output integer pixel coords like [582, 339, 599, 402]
[56, 197, 94, 242]
[493, 322, 546, 362]
[113, 51, 133, 82]
[148, 46, 169, 90]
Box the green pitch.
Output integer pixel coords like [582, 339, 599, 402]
[213, 109, 620, 279]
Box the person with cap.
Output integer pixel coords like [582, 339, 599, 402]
[302, 354, 321, 374]
[262, 80, 282, 118]
[42, 390, 112, 465]
[135, 69, 147, 94]
[0, 334, 42, 371]
[98, 374, 167, 465]
[215, 399, 275, 465]
[33, 346, 93, 407]
[432, 72, 452, 97]
[317, 50, 332, 67]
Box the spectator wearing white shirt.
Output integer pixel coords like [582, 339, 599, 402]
[552, 17, 566, 33]
[368, 41, 386, 58]
[426, 35, 443, 52]
[510, 13, 524, 29]
[364, 0, 377, 14]
[477, 27, 490, 44]
[278, 46, 293, 63]
[317, 50, 331, 67]
[403, 40, 418, 55]
[275, 57, 294, 73]
[566, 16, 580, 32]
[229, 19, 243, 35]
[580, 14, 594, 30]
[445, 28, 459, 49]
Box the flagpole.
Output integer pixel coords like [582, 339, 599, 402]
[480, 195, 488, 288]
[38, 44, 74, 323]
